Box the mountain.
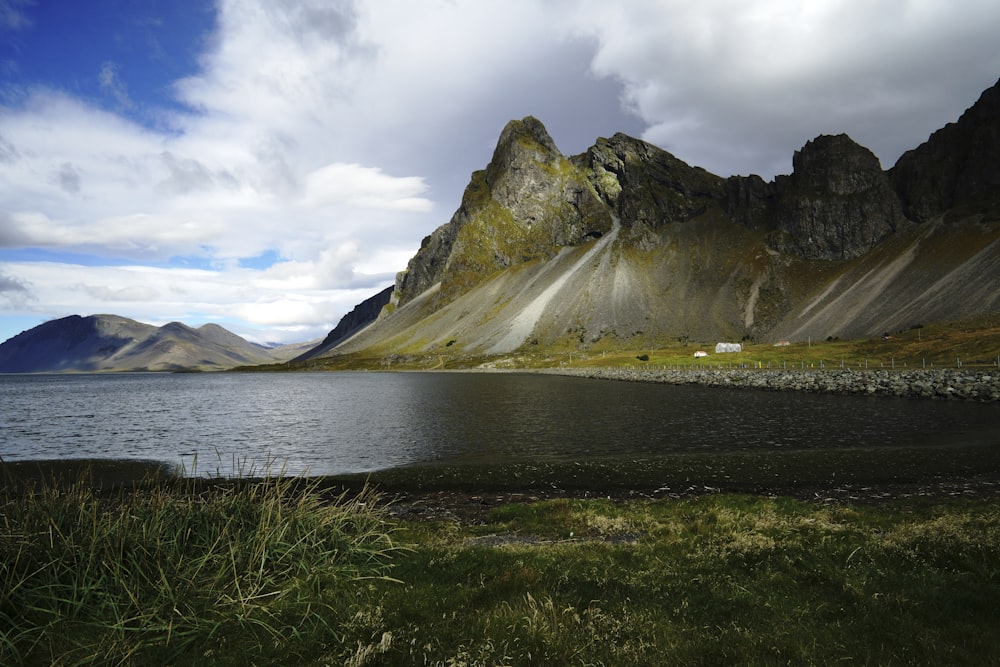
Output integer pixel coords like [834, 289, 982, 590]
[889, 81, 1000, 222]
[0, 315, 309, 372]
[305, 78, 1000, 361]
[293, 286, 393, 362]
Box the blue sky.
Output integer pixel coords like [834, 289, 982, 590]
[1, 1, 210, 121]
[2, 1, 999, 346]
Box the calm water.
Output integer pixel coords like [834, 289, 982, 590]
[1, 372, 998, 477]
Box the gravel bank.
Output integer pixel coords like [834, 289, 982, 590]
[547, 367, 1000, 401]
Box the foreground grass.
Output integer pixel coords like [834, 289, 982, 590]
[0, 475, 401, 666]
[3, 474, 999, 665]
[385, 495, 1000, 666]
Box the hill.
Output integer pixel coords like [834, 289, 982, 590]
[0, 315, 311, 372]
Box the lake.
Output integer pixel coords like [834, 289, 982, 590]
[1, 372, 998, 477]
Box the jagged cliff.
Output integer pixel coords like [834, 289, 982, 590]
[313, 78, 1000, 359]
[392, 117, 613, 309]
[890, 81, 1000, 222]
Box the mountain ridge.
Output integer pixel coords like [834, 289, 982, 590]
[309, 78, 1000, 361]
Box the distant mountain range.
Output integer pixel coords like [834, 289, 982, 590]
[0, 315, 314, 372]
[299, 78, 1000, 362]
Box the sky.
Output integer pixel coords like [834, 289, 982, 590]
[1, 1, 999, 346]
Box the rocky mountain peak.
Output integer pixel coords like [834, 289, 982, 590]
[790, 134, 886, 195]
[392, 116, 612, 308]
[579, 132, 726, 237]
[774, 133, 905, 260]
[890, 77, 1000, 222]
[483, 116, 573, 226]
[295, 286, 393, 361]
[491, 116, 561, 163]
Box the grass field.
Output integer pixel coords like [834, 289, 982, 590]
[3, 460, 999, 666]
[259, 313, 1000, 372]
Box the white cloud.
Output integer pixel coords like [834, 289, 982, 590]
[234, 299, 333, 328]
[0, 73, 437, 266]
[4, 210, 226, 256]
[174, 0, 371, 128]
[82, 283, 161, 302]
[564, 0, 1000, 176]
[300, 163, 432, 211]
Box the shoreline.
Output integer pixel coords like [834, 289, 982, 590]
[538, 366, 1000, 401]
[6, 447, 1000, 526]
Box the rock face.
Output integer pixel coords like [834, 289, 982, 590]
[890, 78, 1000, 221]
[0, 315, 304, 372]
[392, 119, 736, 313]
[308, 79, 1000, 359]
[724, 173, 778, 231]
[773, 134, 906, 259]
[391, 118, 915, 314]
[578, 133, 725, 236]
[724, 134, 907, 260]
[393, 117, 611, 307]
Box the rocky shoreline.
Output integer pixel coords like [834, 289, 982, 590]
[545, 367, 1000, 401]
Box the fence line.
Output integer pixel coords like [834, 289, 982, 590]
[611, 356, 1000, 372]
